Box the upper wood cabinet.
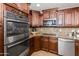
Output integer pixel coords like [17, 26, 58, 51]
[57, 10, 65, 26]
[43, 9, 57, 19]
[64, 8, 79, 27]
[50, 9, 57, 19]
[28, 13, 32, 27]
[5, 3, 18, 8]
[64, 9, 72, 26]
[5, 3, 30, 14]
[43, 10, 50, 19]
[39, 14, 44, 27]
[30, 7, 79, 27]
[74, 8, 79, 26]
[32, 10, 40, 27]
[0, 4, 4, 24]
[71, 9, 75, 26]
[17, 3, 30, 14]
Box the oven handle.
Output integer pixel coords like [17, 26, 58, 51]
[5, 38, 29, 48]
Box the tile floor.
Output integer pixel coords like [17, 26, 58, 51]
[31, 50, 58, 56]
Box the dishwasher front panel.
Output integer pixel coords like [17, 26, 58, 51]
[58, 38, 75, 56]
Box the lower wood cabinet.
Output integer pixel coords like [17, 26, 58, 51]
[29, 37, 34, 55]
[34, 36, 41, 51]
[0, 27, 4, 56]
[75, 40, 79, 56]
[49, 37, 58, 54]
[29, 36, 41, 55]
[29, 36, 58, 55]
[41, 37, 49, 51]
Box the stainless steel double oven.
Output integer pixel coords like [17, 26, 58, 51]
[4, 8, 29, 56]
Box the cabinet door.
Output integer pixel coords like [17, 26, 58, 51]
[57, 10, 64, 26]
[43, 10, 50, 19]
[0, 4, 4, 56]
[29, 38, 34, 55]
[75, 46, 79, 56]
[17, 3, 29, 13]
[34, 36, 41, 51]
[75, 40, 79, 56]
[50, 10, 57, 19]
[64, 9, 72, 26]
[41, 37, 49, 51]
[32, 11, 40, 27]
[0, 28, 4, 56]
[28, 14, 32, 27]
[5, 3, 18, 8]
[39, 14, 43, 27]
[49, 37, 58, 54]
[75, 8, 79, 26]
[71, 9, 75, 26]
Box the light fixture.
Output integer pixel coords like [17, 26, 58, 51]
[36, 4, 40, 7]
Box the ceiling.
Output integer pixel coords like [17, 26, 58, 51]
[30, 3, 79, 11]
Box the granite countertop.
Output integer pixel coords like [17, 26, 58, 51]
[29, 34, 78, 40]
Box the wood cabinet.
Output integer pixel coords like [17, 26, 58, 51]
[49, 37, 58, 54]
[63, 8, 79, 27]
[41, 37, 49, 51]
[74, 8, 79, 26]
[34, 36, 41, 51]
[5, 3, 30, 14]
[29, 36, 58, 55]
[75, 40, 79, 56]
[28, 13, 32, 27]
[30, 7, 79, 27]
[17, 3, 30, 14]
[0, 28, 4, 56]
[39, 14, 44, 27]
[57, 10, 64, 26]
[32, 10, 40, 27]
[50, 9, 57, 19]
[64, 9, 72, 26]
[43, 10, 50, 19]
[71, 9, 75, 26]
[29, 37, 34, 55]
[29, 36, 41, 55]
[5, 3, 18, 8]
[43, 9, 57, 19]
[0, 4, 4, 56]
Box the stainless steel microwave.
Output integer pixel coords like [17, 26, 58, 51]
[43, 19, 57, 26]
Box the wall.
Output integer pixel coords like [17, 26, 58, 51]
[35, 28, 79, 39]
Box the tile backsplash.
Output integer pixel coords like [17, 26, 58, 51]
[30, 28, 79, 39]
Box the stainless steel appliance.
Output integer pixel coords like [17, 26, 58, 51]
[4, 8, 29, 56]
[7, 39, 29, 56]
[43, 18, 57, 26]
[58, 38, 75, 56]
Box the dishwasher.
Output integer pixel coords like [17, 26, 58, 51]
[58, 38, 75, 56]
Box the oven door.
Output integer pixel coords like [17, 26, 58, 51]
[7, 21, 15, 36]
[7, 39, 29, 56]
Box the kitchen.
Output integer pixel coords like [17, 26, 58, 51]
[0, 3, 79, 56]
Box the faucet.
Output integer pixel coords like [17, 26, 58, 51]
[72, 30, 77, 39]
